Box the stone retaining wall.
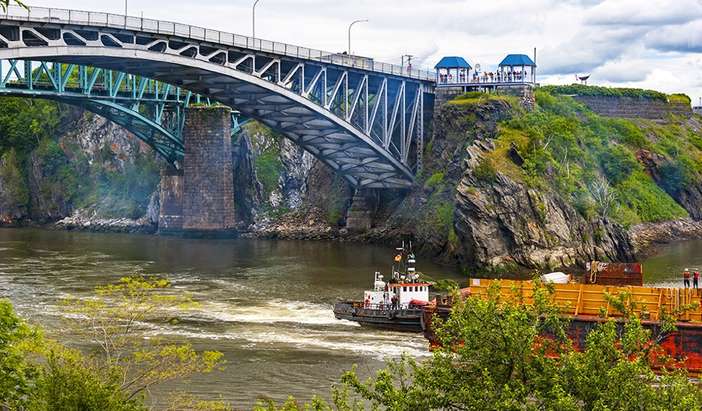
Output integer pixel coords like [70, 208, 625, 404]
[573, 95, 692, 121]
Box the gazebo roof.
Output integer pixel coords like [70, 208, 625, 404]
[499, 54, 536, 67]
[434, 56, 472, 69]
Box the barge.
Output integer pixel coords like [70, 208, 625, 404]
[422, 278, 702, 375]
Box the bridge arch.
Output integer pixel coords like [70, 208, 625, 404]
[0, 61, 248, 166]
[0, 8, 432, 187]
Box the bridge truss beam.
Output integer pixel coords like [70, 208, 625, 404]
[0, 6, 434, 187]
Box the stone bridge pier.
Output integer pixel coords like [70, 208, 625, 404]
[158, 106, 237, 237]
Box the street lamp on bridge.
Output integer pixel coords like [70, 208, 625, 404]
[252, 0, 262, 38]
[347, 19, 368, 55]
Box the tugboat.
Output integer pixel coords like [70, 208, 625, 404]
[333, 242, 431, 332]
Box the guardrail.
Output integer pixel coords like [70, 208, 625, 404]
[2, 5, 436, 82]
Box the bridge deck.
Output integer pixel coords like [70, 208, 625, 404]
[2, 5, 434, 83]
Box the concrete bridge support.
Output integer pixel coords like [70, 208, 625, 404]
[158, 106, 237, 237]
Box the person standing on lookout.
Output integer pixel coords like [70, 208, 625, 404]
[694, 270, 700, 290]
[683, 268, 691, 289]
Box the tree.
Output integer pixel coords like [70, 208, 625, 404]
[261, 281, 702, 410]
[587, 176, 616, 219]
[0, 299, 144, 411]
[60, 276, 225, 403]
[0, 276, 227, 410]
[0, 0, 26, 12]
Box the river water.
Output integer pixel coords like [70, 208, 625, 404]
[1, 227, 697, 407]
[0, 227, 463, 408]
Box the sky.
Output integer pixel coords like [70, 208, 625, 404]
[24, 0, 702, 105]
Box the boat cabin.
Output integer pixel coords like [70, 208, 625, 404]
[363, 272, 430, 309]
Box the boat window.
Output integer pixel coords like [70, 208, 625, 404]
[403, 286, 407, 292]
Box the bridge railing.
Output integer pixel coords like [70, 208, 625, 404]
[3, 5, 436, 82]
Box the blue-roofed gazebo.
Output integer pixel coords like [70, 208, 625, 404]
[498, 54, 537, 84]
[435, 56, 472, 85]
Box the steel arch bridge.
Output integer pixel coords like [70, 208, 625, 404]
[0, 5, 435, 188]
[0, 59, 243, 166]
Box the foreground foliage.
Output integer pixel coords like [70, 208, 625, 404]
[0, 276, 226, 410]
[262, 282, 702, 410]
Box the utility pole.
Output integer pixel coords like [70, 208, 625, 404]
[347, 19, 368, 55]
[252, 0, 262, 38]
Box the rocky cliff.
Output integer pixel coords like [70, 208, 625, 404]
[2, 86, 701, 274]
[0, 99, 161, 231]
[254, 89, 702, 273]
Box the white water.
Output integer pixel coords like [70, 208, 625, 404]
[0, 228, 462, 407]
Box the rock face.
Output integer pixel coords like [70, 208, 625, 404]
[630, 219, 702, 256]
[26, 147, 74, 222]
[637, 143, 702, 220]
[231, 133, 262, 226]
[0, 151, 27, 223]
[455, 139, 634, 270]
[4, 91, 702, 273]
[277, 138, 314, 210]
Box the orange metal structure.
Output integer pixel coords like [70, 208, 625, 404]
[423, 279, 702, 376]
[468, 279, 702, 322]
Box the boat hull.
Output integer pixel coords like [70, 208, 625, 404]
[334, 301, 424, 332]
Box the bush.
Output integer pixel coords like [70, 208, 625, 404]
[541, 84, 668, 101]
[424, 171, 445, 189]
[435, 201, 454, 231]
[658, 160, 689, 197]
[255, 150, 282, 198]
[473, 157, 498, 183]
[616, 171, 688, 223]
[599, 145, 638, 185]
[264, 282, 702, 410]
[669, 93, 692, 105]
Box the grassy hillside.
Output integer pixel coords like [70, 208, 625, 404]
[480, 88, 698, 228]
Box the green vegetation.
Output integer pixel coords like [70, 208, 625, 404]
[0, 0, 25, 12]
[0, 276, 227, 410]
[0, 98, 64, 161]
[33, 137, 86, 207]
[448, 91, 518, 107]
[260, 281, 702, 410]
[541, 84, 669, 101]
[475, 88, 695, 227]
[669, 93, 692, 105]
[256, 150, 283, 198]
[0, 97, 160, 220]
[423, 171, 445, 189]
[0, 149, 29, 211]
[245, 122, 283, 200]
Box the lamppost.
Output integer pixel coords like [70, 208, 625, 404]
[347, 19, 368, 55]
[252, 0, 262, 38]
